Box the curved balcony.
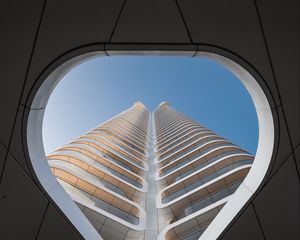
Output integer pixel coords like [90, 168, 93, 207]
[155, 114, 184, 131]
[158, 135, 223, 164]
[47, 150, 145, 190]
[155, 116, 187, 136]
[156, 118, 196, 135]
[161, 160, 252, 204]
[173, 180, 242, 223]
[156, 123, 203, 146]
[84, 132, 146, 163]
[105, 119, 148, 142]
[157, 165, 251, 219]
[156, 123, 201, 145]
[156, 126, 207, 151]
[77, 136, 147, 171]
[155, 111, 185, 129]
[156, 128, 211, 154]
[173, 150, 251, 182]
[158, 141, 234, 176]
[58, 180, 146, 240]
[102, 121, 147, 145]
[157, 131, 214, 159]
[115, 116, 148, 133]
[62, 142, 133, 172]
[156, 119, 196, 140]
[70, 139, 145, 175]
[157, 148, 251, 189]
[90, 129, 146, 159]
[49, 160, 130, 199]
[95, 126, 147, 151]
[120, 108, 149, 125]
[159, 201, 226, 240]
[50, 166, 144, 226]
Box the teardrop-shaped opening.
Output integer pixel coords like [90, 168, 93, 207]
[27, 51, 273, 240]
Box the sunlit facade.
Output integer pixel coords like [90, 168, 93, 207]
[47, 102, 149, 239]
[154, 102, 253, 240]
[46, 102, 253, 240]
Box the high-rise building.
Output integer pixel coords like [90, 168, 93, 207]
[46, 102, 253, 240]
[153, 102, 253, 240]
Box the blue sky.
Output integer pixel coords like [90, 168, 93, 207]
[43, 56, 258, 155]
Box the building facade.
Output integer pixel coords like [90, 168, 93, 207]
[153, 102, 253, 240]
[46, 102, 253, 240]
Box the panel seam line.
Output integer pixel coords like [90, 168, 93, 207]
[174, 0, 194, 44]
[251, 203, 267, 240]
[0, 0, 47, 184]
[108, 0, 127, 42]
[253, 0, 300, 179]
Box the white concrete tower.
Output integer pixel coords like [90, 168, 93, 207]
[46, 102, 253, 240]
[153, 103, 253, 240]
[47, 102, 150, 240]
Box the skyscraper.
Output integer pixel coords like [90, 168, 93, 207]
[46, 102, 253, 240]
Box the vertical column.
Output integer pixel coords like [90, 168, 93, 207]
[144, 112, 159, 240]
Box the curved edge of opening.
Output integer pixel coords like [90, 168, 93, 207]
[27, 51, 106, 240]
[196, 52, 274, 240]
[26, 50, 274, 240]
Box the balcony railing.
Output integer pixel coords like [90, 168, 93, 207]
[66, 181, 140, 225]
[66, 143, 132, 171]
[159, 136, 221, 163]
[50, 160, 129, 198]
[160, 143, 237, 177]
[174, 150, 249, 182]
[176, 180, 242, 221]
[79, 137, 145, 169]
[49, 150, 143, 189]
[162, 160, 252, 203]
